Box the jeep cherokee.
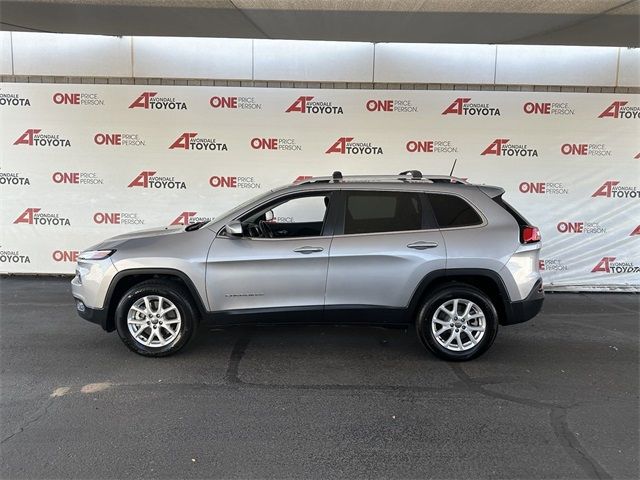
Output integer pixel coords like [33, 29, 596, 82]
[72, 171, 544, 361]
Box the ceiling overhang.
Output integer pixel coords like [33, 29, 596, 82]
[0, 0, 638, 47]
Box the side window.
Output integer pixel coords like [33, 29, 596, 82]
[344, 191, 423, 235]
[271, 196, 327, 224]
[241, 194, 330, 238]
[428, 194, 482, 228]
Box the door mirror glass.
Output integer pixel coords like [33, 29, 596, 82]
[225, 221, 243, 236]
[264, 209, 275, 222]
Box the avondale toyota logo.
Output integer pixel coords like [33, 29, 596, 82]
[286, 96, 344, 114]
[591, 257, 639, 274]
[591, 180, 639, 199]
[128, 171, 187, 189]
[169, 133, 228, 151]
[630, 225, 640, 236]
[13, 129, 71, 147]
[0, 246, 31, 264]
[325, 137, 384, 155]
[171, 212, 213, 226]
[442, 98, 500, 116]
[598, 101, 639, 119]
[0, 170, 30, 186]
[13, 208, 71, 226]
[0, 91, 31, 107]
[481, 139, 538, 157]
[129, 92, 188, 110]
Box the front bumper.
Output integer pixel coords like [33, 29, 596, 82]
[71, 257, 118, 331]
[73, 297, 110, 330]
[70, 258, 118, 311]
[501, 279, 544, 325]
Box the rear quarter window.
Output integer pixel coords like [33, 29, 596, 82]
[492, 195, 530, 227]
[428, 193, 483, 228]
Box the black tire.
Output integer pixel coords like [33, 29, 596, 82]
[415, 284, 498, 361]
[115, 279, 199, 357]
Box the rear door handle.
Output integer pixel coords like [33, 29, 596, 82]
[407, 241, 439, 250]
[294, 246, 324, 254]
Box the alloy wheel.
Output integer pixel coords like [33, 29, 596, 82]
[431, 298, 486, 352]
[127, 295, 182, 348]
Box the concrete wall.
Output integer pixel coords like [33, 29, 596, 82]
[1, 32, 638, 89]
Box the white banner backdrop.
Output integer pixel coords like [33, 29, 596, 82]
[0, 83, 638, 289]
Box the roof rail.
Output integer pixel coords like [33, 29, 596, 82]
[398, 170, 423, 179]
[298, 170, 469, 185]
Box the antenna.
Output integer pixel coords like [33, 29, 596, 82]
[449, 159, 458, 177]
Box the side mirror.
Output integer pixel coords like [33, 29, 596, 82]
[225, 221, 243, 236]
[264, 210, 275, 222]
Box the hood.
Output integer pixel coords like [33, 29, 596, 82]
[87, 225, 186, 250]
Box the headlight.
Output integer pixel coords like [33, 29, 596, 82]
[78, 249, 116, 261]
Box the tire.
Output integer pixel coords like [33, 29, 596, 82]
[415, 284, 498, 361]
[115, 279, 199, 357]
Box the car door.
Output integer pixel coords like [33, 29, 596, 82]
[325, 189, 446, 321]
[206, 191, 337, 321]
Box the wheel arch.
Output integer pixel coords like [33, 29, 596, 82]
[102, 268, 207, 332]
[408, 269, 512, 325]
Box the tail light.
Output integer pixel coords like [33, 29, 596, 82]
[521, 226, 541, 244]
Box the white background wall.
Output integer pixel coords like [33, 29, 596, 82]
[0, 33, 638, 290]
[0, 32, 638, 87]
[1, 83, 639, 290]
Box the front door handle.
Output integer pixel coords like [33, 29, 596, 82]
[294, 246, 324, 254]
[407, 241, 439, 250]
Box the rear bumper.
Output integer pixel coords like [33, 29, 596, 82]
[73, 296, 110, 331]
[501, 279, 544, 325]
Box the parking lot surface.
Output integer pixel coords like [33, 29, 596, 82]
[1, 276, 638, 479]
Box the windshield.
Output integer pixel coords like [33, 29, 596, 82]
[207, 186, 290, 225]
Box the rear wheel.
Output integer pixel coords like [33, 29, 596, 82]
[115, 280, 198, 357]
[416, 284, 498, 361]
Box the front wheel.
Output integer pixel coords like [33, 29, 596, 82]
[415, 285, 499, 361]
[115, 280, 198, 357]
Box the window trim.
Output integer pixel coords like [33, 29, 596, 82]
[425, 192, 487, 230]
[492, 195, 530, 227]
[334, 189, 436, 236]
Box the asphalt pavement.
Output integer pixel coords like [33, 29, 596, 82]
[0, 276, 638, 479]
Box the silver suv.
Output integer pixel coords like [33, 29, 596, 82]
[72, 171, 544, 361]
